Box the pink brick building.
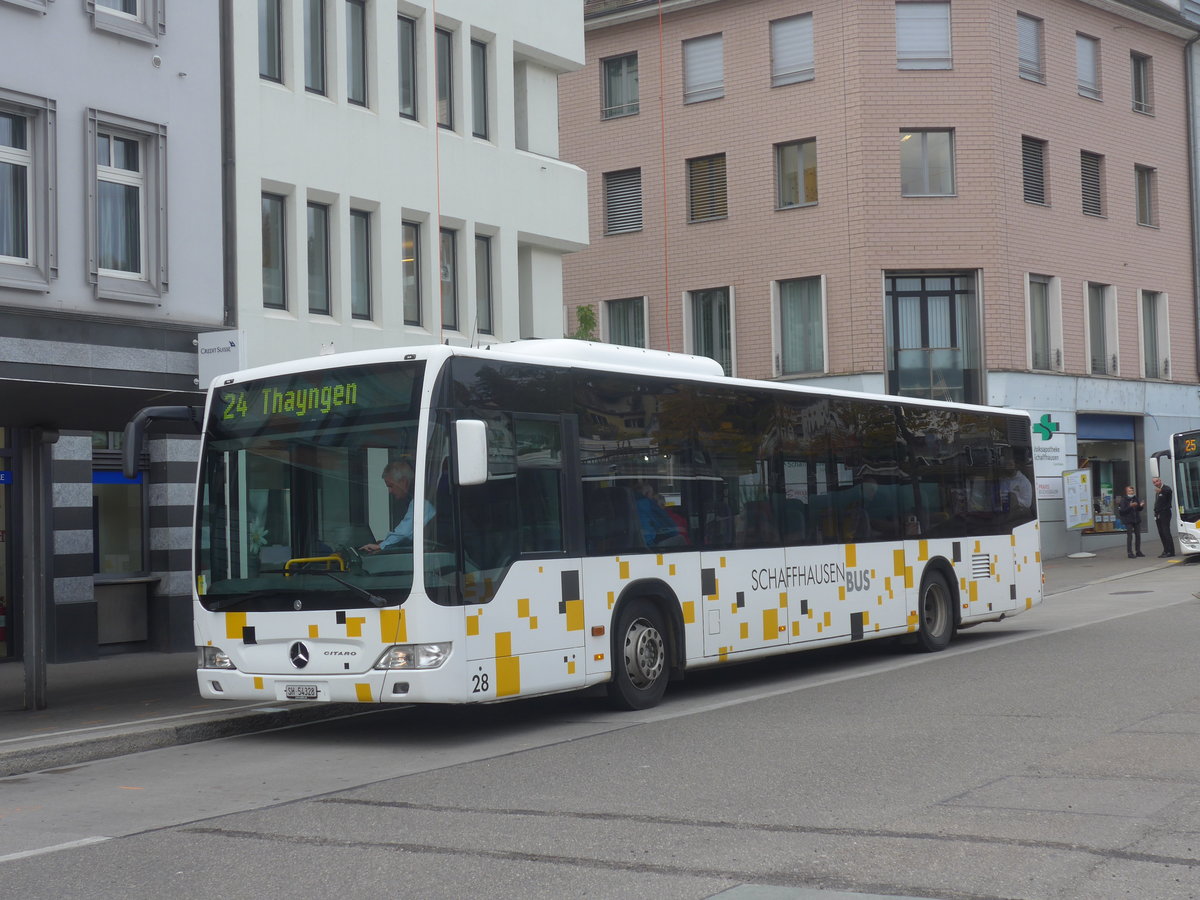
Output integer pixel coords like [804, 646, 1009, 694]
[560, 0, 1200, 557]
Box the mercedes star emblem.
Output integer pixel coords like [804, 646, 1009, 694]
[289, 641, 310, 669]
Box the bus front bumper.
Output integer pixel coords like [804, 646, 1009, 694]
[196, 663, 468, 705]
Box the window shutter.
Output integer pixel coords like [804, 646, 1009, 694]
[770, 15, 813, 86]
[1017, 15, 1043, 81]
[896, 2, 951, 70]
[1022, 137, 1045, 204]
[1077, 34, 1100, 98]
[683, 34, 724, 102]
[604, 169, 642, 234]
[688, 155, 727, 222]
[1081, 152, 1103, 216]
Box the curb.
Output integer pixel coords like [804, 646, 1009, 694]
[0, 702, 359, 778]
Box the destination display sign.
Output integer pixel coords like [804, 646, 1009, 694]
[210, 362, 423, 435]
[1175, 433, 1200, 460]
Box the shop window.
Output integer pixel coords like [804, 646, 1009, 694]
[93, 430, 146, 575]
[1076, 414, 1139, 536]
[0, 436, 10, 660]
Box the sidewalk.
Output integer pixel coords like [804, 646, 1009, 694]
[0, 652, 352, 777]
[0, 545, 1191, 778]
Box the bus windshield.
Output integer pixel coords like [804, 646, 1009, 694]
[196, 361, 425, 612]
[1173, 432, 1200, 523]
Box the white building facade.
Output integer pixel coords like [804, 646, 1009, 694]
[0, 0, 224, 664]
[229, 0, 588, 368]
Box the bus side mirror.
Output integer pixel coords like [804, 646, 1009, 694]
[455, 419, 488, 486]
[1149, 449, 1171, 481]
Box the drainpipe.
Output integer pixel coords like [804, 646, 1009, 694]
[219, 0, 237, 328]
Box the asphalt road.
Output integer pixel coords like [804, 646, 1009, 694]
[1, 565, 1197, 900]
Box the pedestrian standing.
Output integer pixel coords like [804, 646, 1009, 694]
[1117, 485, 1145, 559]
[1152, 476, 1175, 558]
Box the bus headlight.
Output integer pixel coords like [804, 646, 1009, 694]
[374, 643, 452, 670]
[198, 646, 237, 670]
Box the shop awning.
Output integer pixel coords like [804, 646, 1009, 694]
[0, 377, 205, 432]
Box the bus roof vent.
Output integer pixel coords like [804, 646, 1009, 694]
[483, 339, 726, 378]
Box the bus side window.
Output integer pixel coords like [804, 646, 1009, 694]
[584, 485, 644, 554]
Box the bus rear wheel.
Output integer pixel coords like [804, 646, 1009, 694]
[607, 599, 669, 710]
[915, 570, 955, 652]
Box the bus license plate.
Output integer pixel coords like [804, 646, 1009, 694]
[283, 683, 320, 700]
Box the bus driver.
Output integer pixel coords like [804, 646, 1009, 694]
[360, 459, 434, 552]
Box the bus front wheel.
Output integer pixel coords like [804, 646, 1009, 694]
[915, 570, 955, 652]
[607, 599, 670, 710]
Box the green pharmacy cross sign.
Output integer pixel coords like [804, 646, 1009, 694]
[1033, 413, 1060, 441]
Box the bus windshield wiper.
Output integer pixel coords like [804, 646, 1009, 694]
[318, 571, 392, 608]
[207, 590, 289, 611]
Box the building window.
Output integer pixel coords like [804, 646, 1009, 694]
[1017, 13, 1044, 83]
[778, 276, 823, 375]
[770, 14, 814, 86]
[259, 0, 282, 82]
[1135, 165, 1157, 227]
[1131, 52, 1153, 114]
[440, 227, 458, 330]
[304, 0, 326, 94]
[403, 220, 421, 326]
[1087, 282, 1116, 375]
[0, 92, 55, 292]
[896, 2, 951, 70]
[471, 40, 488, 139]
[88, 111, 167, 302]
[96, 132, 144, 276]
[687, 154, 727, 222]
[1021, 136, 1047, 204]
[1027, 273, 1061, 371]
[475, 235, 493, 335]
[689, 287, 732, 375]
[436, 28, 454, 129]
[776, 139, 817, 208]
[1141, 290, 1167, 379]
[900, 130, 954, 196]
[307, 201, 330, 315]
[885, 272, 980, 404]
[89, 0, 164, 43]
[605, 297, 645, 348]
[604, 168, 642, 234]
[1081, 151, 1104, 217]
[350, 209, 371, 319]
[346, 0, 367, 106]
[97, 0, 136, 17]
[602, 53, 639, 118]
[683, 33, 724, 103]
[1077, 33, 1101, 99]
[398, 15, 417, 120]
[262, 192, 286, 310]
[0, 111, 30, 264]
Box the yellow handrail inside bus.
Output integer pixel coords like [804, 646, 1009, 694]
[283, 555, 347, 576]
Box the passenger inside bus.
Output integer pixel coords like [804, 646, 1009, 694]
[634, 481, 688, 547]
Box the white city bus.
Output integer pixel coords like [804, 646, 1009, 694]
[125, 340, 1043, 710]
[1152, 430, 1200, 556]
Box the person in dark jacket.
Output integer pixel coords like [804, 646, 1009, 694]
[1116, 485, 1145, 558]
[1152, 476, 1175, 558]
